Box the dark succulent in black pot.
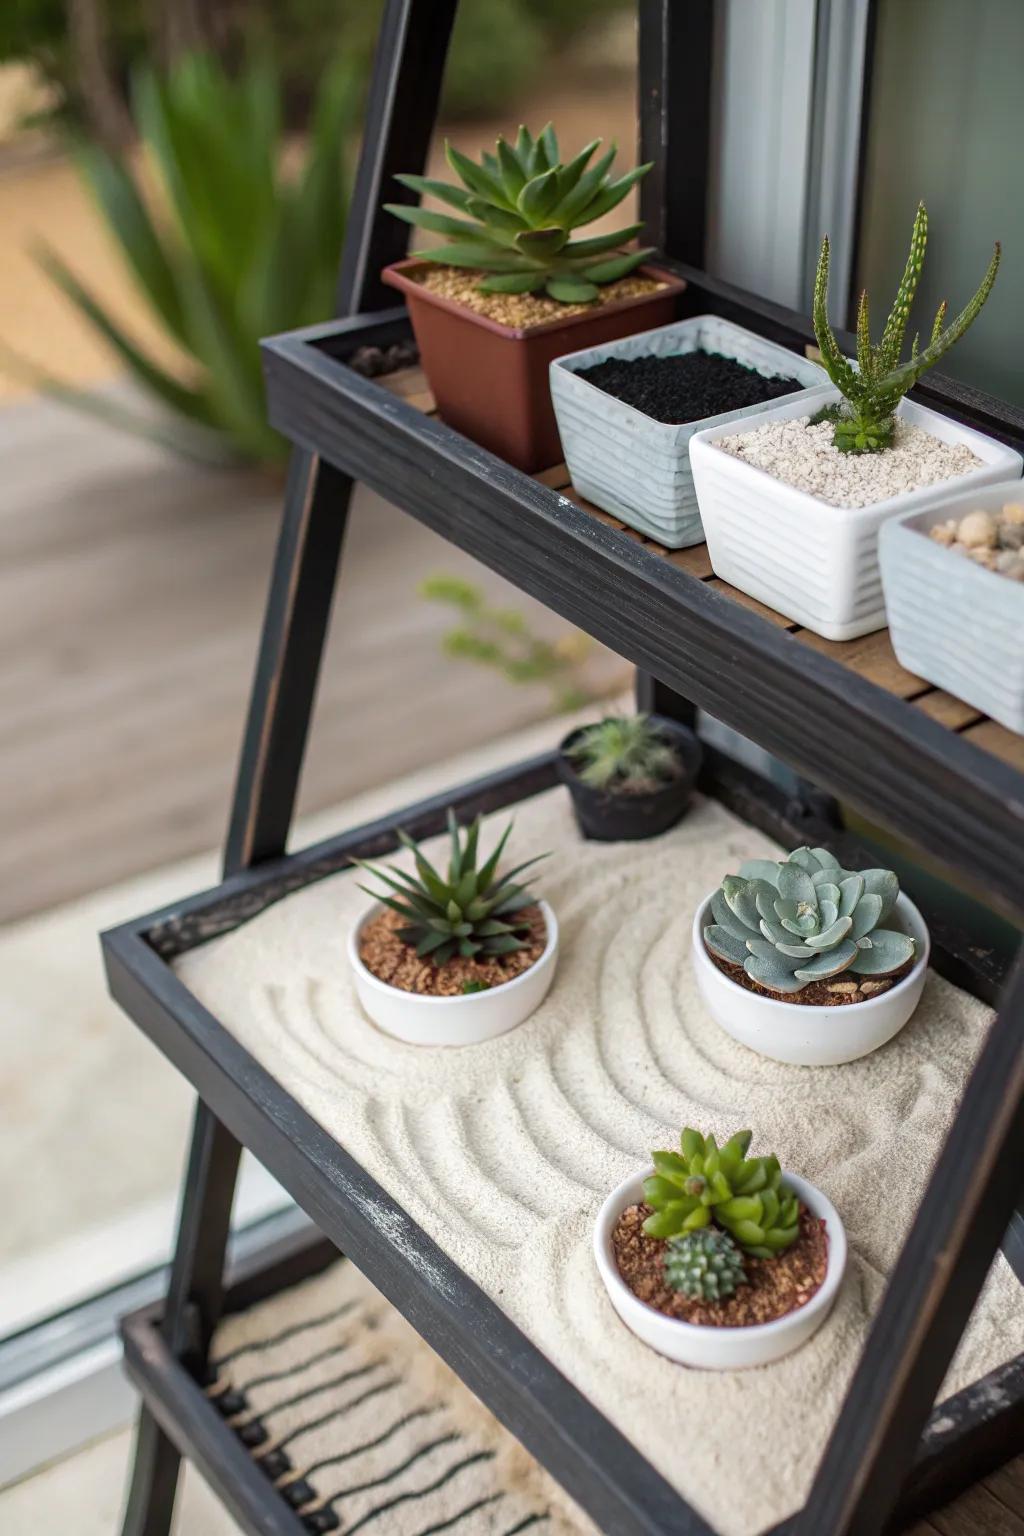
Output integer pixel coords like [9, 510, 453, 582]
[557, 713, 701, 841]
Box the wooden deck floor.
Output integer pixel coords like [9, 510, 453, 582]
[0, 392, 623, 922]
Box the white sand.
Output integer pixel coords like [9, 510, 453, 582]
[176, 789, 1024, 1536]
[212, 1258, 594, 1533]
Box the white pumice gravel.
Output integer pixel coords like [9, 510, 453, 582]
[716, 414, 982, 508]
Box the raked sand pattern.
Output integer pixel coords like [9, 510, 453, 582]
[176, 789, 1024, 1536]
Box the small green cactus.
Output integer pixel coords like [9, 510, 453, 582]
[813, 201, 999, 453]
[643, 1127, 800, 1259]
[664, 1229, 746, 1301]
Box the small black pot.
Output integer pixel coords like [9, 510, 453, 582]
[556, 715, 703, 842]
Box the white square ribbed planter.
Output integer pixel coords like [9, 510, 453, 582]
[688, 386, 1022, 640]
[881, 481, 1024, 733]
[549, 315, 826, 549]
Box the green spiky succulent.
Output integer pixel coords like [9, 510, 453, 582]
[643, 1128, 800, 1258]
[813, 201, 1000, 453]
[704, 846, 915, 996]
[664, 1228, 747, 1301]
[566, 714, 679, 792]
[385, 123, 653, 305]
[358, 811, 547, 967]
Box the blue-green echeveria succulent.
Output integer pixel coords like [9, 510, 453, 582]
[704, 846, 915, 996]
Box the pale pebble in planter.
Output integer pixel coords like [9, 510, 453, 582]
[594, 1166, 846, 1369]
[347, 900, 559, 1047]
[691, 891, 930, 1067]
[688, 386, 1022, 640]
[549, 315, 826, 548]
[881, 481, 1024, 735]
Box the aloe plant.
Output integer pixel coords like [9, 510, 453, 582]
[813, 202, 1000, 454]
[14, 52, 355, 464]
[386, 123, 652, 304]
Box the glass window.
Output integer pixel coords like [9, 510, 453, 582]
[856, 0, 1024, 405]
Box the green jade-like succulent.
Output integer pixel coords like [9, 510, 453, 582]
[704, 846, 915, 995]
[643, 1128, 800, 1258]
[813, 201, 1000, 453]
[566, 714, 678, 792]
[385, 123, 653, 304]
[357, 811, 547, 967]
[664, 1228, 747, 1301]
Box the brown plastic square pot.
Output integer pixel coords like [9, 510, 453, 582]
[381, 260, 686, 473]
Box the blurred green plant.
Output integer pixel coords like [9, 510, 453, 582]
[1, 0, 631, 139]
[420, 574, 595, 713]
[10, 51, 355, 463]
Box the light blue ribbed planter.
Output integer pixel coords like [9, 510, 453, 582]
[549, 314, 827, 548]
[881, 481, 1024, 734]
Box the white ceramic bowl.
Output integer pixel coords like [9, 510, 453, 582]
[348, 899, 558, 1046]
[594, 1166, 846, 1370]
[691, 890, 929, 1066]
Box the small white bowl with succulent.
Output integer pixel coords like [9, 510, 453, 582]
[594, 1125, 846, 1369]
[349, 811, 558, 1046]
[692, 846, 929, 1066]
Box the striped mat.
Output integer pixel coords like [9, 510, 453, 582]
[206, 1258, 596, 1536]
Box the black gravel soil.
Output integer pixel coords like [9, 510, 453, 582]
[575, 348, 803, 425]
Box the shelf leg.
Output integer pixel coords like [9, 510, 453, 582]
[120, 1104, 241, 1536]
[634, 672, 697, 728]
[794, 950, 1024, 1535]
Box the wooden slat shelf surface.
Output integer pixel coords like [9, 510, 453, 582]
[380, 361, 1022, 774]
[262, 310, 1024, 923]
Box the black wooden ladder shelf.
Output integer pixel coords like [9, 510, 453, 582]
[105, 4, 1024, 1535]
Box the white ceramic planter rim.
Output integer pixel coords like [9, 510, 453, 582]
[689, 385, 1022, 518]
[594, 1165, 846, 1352]
[691, 888, 929, 1016]
[347, 898, 558, 1008]
[550, 313, 827, 443]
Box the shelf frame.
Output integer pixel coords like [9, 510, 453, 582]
[261, 301, 1024, 928]
[104, 753, 1024, 1536]
[105, 3, 1024, 1536]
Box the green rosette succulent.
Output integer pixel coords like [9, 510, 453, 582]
[704, 845, 915, 996]
[643, 1128, 800, 1259]
[385, 123, 653, 304]
[664, 1228, 746, 1301]
[357, 810, 547, 967]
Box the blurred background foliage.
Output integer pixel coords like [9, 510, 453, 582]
[1, 0, 630, 145]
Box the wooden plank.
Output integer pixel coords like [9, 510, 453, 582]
[929, 1482, 1024, 1536]
[964, 721, 1024, 773]
[660, 543, 715, 578]
[534, 462, 571, 489]
[563, 489, 641, 538]
[376, 365, 432, 404]
[984, 1459, 1024, 1520]
[796, 628, 926, 697]
[914, 691, 984, 731]
[706, 578, 797, 628]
